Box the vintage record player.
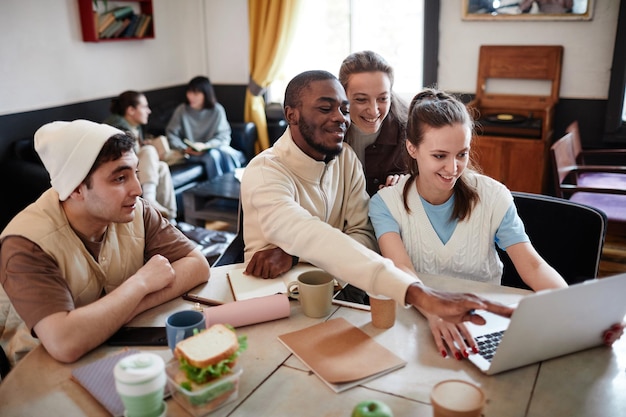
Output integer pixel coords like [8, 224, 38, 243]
[476, 112, 543, 138]
[468, 45, 563, 193]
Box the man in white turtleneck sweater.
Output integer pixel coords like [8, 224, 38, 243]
[240, 70, 514, 326]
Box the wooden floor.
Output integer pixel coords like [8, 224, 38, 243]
[599, 233, 626, 277]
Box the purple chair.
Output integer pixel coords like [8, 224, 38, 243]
[551, 132, 626, 236]
[565, 121, 626, 191]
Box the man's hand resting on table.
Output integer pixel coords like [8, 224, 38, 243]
[245, 247, 294, 279]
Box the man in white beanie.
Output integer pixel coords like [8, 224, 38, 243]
[0, 120, 210, 365]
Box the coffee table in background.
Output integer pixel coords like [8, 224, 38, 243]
[182, 171, 241, 233]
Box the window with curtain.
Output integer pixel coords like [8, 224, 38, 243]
[266, 0, 425, 105]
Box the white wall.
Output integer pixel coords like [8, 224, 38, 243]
[0, 0, 250, 116]
[204, 0, 249, 84]
[0, 0, 617, 116]
[438, 1, 618, 99]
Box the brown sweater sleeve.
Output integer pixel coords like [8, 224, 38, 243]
[0, 236, 74, 331]
[141, 202, 198, 262]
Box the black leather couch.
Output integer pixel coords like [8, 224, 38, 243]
[0, 121, 257, 228]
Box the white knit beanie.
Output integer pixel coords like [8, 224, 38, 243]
[34, 120, 124, 201]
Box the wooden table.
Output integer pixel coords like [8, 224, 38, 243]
[1, 264, 624, 417]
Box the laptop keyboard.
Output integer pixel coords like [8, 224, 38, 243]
[475, 330, 505, 362]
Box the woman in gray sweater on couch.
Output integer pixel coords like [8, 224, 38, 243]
[166, 76, 245, 179]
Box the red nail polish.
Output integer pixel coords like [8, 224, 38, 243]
[441, 350, 447, 358]
[472, 346, 479, 354]
[463, 350, 469, 358]
[454, 352, 462, 360]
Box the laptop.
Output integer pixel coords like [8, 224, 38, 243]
[465, 272, 626, 375]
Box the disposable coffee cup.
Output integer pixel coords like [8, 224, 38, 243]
[287, 269, 334, 318]
[114, 352, 167, 417]
[166, 309, 206, 352]
[430, 379, 485, 417]
[367, 292, 396, 329]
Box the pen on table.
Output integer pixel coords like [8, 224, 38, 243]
[182, 293, 225, 306]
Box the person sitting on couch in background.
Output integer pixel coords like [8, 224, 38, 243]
[104, 90, 177, 220]
[0, 120, 210, 365]
[166, 76, 245, 179]
[240, 69, 514, 327]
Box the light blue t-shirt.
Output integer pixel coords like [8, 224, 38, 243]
[369, 193, 528, 250]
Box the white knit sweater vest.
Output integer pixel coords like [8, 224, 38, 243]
[378, 173, 512, 284]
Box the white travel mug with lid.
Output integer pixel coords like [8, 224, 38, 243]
[114, 352, 167, 417]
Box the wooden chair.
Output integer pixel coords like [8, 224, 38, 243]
[564, 121, 626, 190]
[499, 192, 607, 290]
[566, 121, 626, 165]
[550, 132, 626, 236]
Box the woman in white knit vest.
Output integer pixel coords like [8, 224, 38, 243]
[368, 88, 572, 361]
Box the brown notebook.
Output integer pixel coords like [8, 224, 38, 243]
[278, 318, 406, 392]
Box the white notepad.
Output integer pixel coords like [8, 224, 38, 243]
[227, 263, 321, 301]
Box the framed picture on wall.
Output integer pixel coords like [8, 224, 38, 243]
[462, 0, 594, 21]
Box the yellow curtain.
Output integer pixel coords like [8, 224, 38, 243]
[246, 0, 302, 152]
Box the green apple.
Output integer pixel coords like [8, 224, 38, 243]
[351, 399, 394, 417]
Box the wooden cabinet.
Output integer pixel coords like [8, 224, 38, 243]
[473, 135, 546, 193]
[469, 45, 563, 194]
[77, 0, 154, 42]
